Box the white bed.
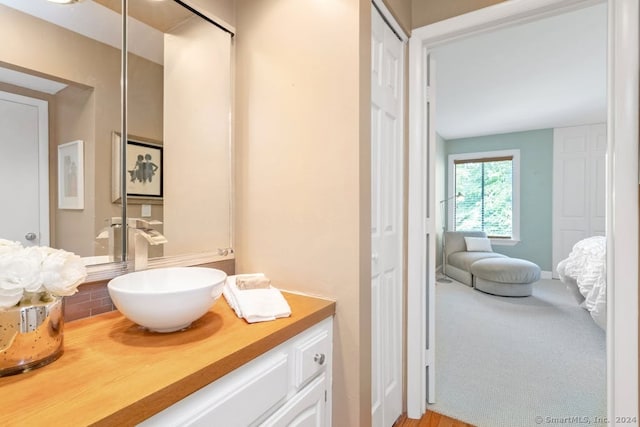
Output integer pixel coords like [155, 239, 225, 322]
[556, 236, 607, 330]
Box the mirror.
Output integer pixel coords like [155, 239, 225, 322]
[124, 0, 233, 262]
[0, 0, 233, 269]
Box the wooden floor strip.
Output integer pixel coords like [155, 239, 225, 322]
[395, 411, 475, 427]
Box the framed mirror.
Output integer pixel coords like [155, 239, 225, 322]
[0, 0, 234, 278]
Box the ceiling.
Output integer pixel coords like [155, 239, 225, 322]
[0, 0, 196, 65]
[0, 65, 67, 94]
[432, 2, 607, 140]
[93, 0, 193, 33]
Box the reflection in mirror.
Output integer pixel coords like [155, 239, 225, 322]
[0, 0, 123, 265]
[123, 0, 233, 263]
[0, 0, 233, 268]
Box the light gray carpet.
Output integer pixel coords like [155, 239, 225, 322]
[427, 279, 606, 427]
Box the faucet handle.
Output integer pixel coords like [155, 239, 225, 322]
[135, 228, 168, 246]
[128, 218, 164, 229]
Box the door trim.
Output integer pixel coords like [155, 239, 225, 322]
[0, 90, 49, 246]
[408, 0, 638, 422]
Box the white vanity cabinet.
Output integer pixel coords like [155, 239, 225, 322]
[139, 317, 333, 427]
[260, 373, 327, 426]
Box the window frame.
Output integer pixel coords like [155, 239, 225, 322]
[447, 149, 520, 246]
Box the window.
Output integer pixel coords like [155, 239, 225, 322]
[448, 150, 520, 244]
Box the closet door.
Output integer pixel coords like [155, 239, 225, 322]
[589, 124, 607, 237]
[371, 5, 403, 427]
[552, 124, 606, 278]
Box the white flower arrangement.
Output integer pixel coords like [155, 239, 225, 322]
[0, 239, 87, 310]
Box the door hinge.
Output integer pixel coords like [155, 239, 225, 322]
[424, 348, 434, 366]
[324, 390, 327, 402]
[425, 85, 432, 102]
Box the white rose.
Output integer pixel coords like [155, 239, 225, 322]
[41, 249, 87, 296]
[0, 287, 23, 310]
[0, 248, 43, 293]
[0, 239, 23, 256]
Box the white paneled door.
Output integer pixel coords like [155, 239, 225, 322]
[0, 91, 49, 246]
[371, 5, 403, 427]
[552, 124, 606, 277]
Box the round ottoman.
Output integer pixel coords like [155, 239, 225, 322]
[470, 258, 541, 297]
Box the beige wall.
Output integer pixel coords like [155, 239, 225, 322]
[234, 0, 371, 424]
[412, 0, 506, 28]
[55, 85, 96, 255]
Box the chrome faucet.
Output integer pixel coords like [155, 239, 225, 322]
[127, 218, 167, 271]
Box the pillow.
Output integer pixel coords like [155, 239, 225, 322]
[464, 236, 493, 252]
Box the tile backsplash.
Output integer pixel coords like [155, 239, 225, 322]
[64, 281, 114, 322]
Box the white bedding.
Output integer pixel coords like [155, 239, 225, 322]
[557, 236, 606, 330]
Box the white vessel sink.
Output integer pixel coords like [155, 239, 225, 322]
[107, 267, 227, 333]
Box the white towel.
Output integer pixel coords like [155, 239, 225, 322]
[223, 274, 292, 323]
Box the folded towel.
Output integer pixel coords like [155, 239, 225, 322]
[223, 274, 291, 323]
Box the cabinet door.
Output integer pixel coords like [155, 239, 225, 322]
[294, 327, 330, 389]
[260, 373, 326, 427]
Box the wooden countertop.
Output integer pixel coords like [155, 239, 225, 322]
[0, 292, 335, 427]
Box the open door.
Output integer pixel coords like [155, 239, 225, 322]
[407, 51, 437, 418]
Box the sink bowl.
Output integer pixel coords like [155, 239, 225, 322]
[107, 267, 227, 333]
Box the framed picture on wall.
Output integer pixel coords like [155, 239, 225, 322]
[112, 132, 163, 203]
[58, 140, 84, 210]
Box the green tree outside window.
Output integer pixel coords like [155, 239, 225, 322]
[454, 158, 513, 238]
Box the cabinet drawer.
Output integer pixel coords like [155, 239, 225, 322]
[294, 326, 330, 389]
[140, 352, 289, 427]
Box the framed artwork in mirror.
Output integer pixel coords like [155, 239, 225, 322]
[112, 132, 163, 203]
[58, 140, 84, 210]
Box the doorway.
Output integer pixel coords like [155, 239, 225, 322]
[407, 0, 639, 422]
[0, 90, 49, 246]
